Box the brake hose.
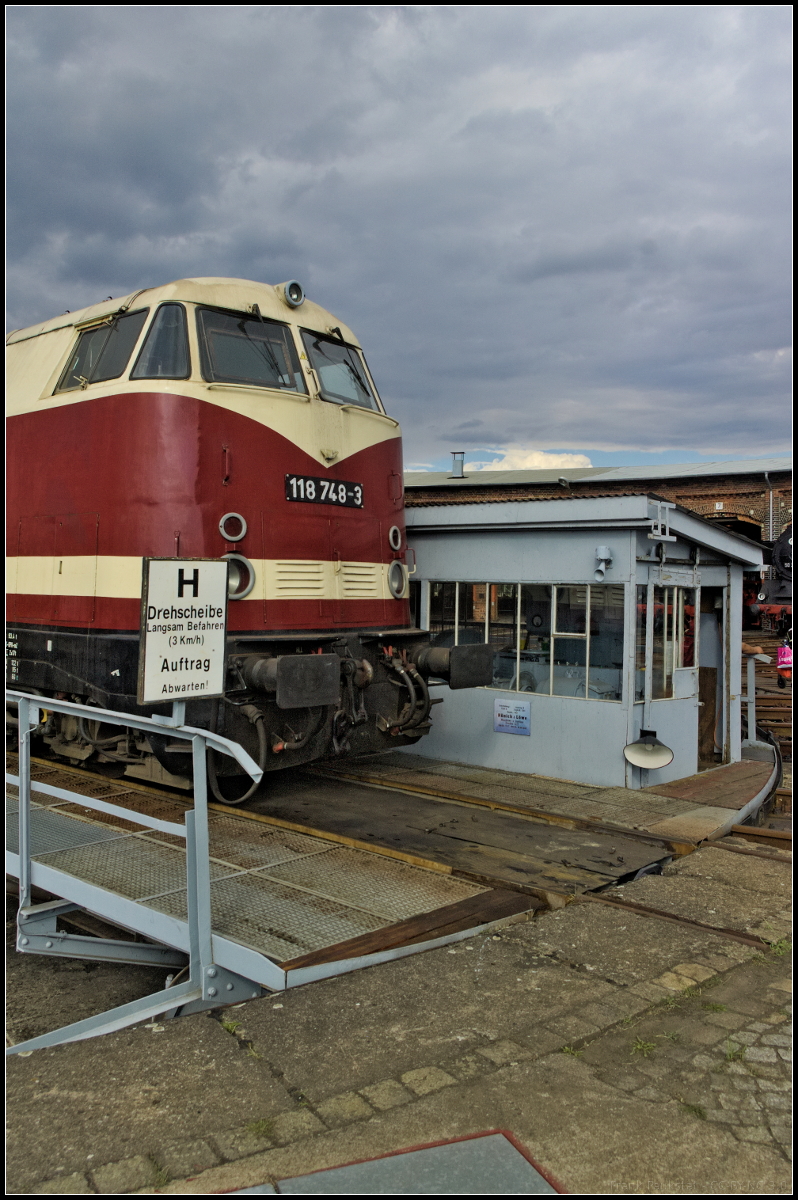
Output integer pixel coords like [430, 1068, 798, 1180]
[387, 657, 431, 732]
[391, 659, 419, 728]
[403, 664, 431, 729]
[274, 707, 326, 752]
[207, 708, 268, 806]
[78, 716, 125, 747]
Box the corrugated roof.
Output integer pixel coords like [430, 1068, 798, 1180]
[404, 457, 791, 488]
[588, 457, 791, 482]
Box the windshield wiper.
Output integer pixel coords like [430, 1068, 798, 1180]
[342, 359, 371, 400]
[312, 338, 372, 402]
[238, 317, 286, 383]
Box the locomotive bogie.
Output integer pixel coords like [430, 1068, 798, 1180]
[10, 623, 450, 799]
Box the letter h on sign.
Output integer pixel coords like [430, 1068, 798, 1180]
[177, 568, 199, 598]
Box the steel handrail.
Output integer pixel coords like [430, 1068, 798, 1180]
[5, 775, 187, 836]
[5, 689, 262, 782]
[741, 651, 773, 745]
[6, 691, 263, 1054]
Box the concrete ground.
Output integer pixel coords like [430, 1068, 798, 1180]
[6, 845, 792, 1195]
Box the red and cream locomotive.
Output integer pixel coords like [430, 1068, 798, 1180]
[7, 277, 490, 801]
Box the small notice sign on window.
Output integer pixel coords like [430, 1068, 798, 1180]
[138, 559, 229, 704]
[494, 698, 531, 736]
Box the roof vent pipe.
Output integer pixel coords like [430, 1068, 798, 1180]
[449, 451, 465, 479]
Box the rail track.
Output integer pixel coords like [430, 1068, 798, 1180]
[8, 752, 790, 960]
[11, 751, 791, 859]
[9, 752, 689, 904]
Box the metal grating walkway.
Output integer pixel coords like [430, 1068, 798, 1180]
[8, 693, 542, 1057]
[7, 781, 488, 966]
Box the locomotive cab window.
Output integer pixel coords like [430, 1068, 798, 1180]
[196, 307, 307, 392]
[300, 330, 380, 410]
[55, 308, 149, 392]
[131, 303, 190, 379]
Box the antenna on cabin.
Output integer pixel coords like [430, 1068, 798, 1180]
[449, 451, 465, 479]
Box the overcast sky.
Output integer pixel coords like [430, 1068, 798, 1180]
[7, 5, 792, 469]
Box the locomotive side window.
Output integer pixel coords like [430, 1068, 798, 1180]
[55, 308, 149, 392]
[196, 308, 307, 393]
[300, 331, 379, 410]
[131, 303, 190, 379]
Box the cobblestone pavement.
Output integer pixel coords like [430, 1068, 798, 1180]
[8, 890, 791, 1196]
[580, 955, 792, 1153]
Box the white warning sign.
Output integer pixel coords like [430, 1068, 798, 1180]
[138, 559, 229, 704]
[493, 698, 531, 736]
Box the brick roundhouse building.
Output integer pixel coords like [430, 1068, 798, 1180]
[405, 456, 791, 546]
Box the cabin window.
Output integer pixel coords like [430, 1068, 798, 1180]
[585, 583, 626, 701]
[458, 581, 485, 644]
[55, 309, 149, 392]
[428, 582, 486, 646]
[635, 585, 697, 701]
[300, 331, 379, 410]
[651, 586, 697, 699]
[196, 308, 307, 392]
[408, 579, 422, 628]
[635, 584, 647, 701]
[489, 584, 520, 690]
[428, 581, 625, 701]
[131, 304, 190, 379]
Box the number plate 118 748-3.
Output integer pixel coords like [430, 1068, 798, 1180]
[285, 474, 364, 508]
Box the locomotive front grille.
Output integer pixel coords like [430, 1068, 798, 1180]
[341, 562, 379, 598]
[270, 559, 385, 599]
[274, 560, 326, 597]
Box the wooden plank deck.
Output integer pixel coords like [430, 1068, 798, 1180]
[279, 887, 541, 970]
[318, 754, 699, 842]
[643, 761, 774, 810]
[317, 750, 775, 844]
[248, 771, 678, 904]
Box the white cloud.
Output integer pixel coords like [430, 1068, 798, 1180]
[467, 447, 593, 471]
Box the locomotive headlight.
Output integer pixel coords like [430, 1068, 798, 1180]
[281, 280, 305, 308]
[387, 560, 408, 600]
[223, 553, 256, 599]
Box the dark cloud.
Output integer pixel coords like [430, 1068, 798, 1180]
[6, 5, 791, 458]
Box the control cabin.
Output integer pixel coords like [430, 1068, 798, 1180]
[404, 494, 764, 789]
